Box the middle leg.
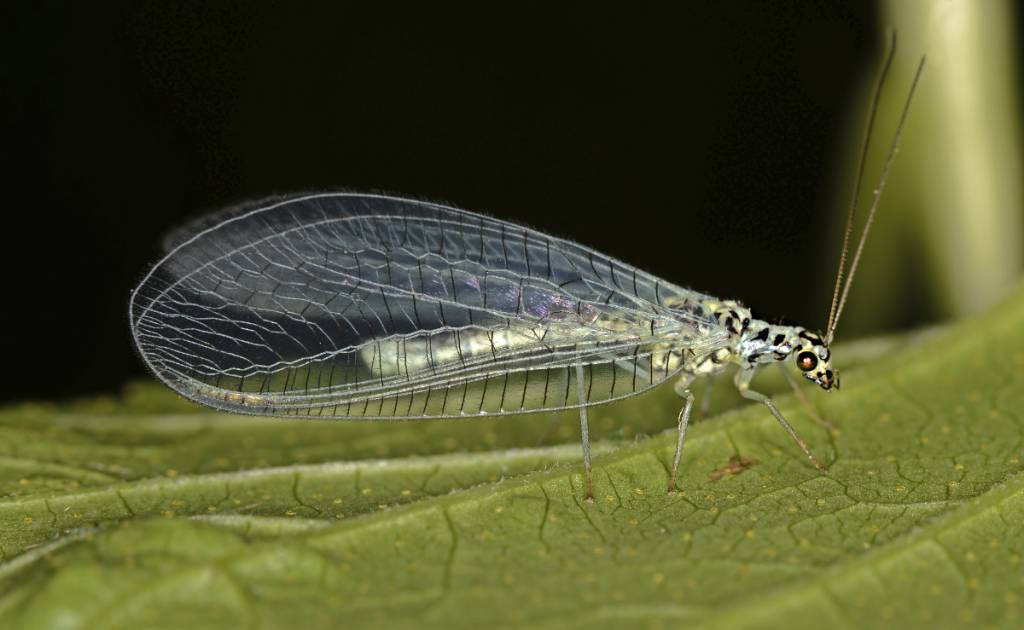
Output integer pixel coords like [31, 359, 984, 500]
[668, 372, 697, 493]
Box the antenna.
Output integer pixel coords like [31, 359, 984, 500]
[825, 32, 897, 337]
[824, 40, 926, 345]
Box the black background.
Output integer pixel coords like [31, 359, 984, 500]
[8, 3, 1021, 403]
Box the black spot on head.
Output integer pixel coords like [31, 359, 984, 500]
[741, 317, 750, 331]
[798, 331, 821, 345]
[755, 328, 769, 341]
[773, 334, 785, 346]
[825, 369, 833, 379]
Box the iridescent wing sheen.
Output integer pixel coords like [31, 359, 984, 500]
[130, 192, 728, 418]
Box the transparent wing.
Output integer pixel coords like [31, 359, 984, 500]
[130, 192, 728, 418]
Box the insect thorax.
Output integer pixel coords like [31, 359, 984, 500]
[682, 299, 806, 376]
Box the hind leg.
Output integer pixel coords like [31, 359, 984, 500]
[575, 364, 594, 501]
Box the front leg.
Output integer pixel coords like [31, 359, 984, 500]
[734, 367, 828, 472]
[775, 363, 834, 431]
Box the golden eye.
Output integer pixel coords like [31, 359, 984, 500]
[797, 351, 818, 372]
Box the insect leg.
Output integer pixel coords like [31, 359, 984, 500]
[775, 363, 835, 431]
[734, 368, 828, 472]
[575, 363, 594, 502]
[668, 372, 697, 492]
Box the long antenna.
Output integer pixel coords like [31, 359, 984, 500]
[825, 50, 927, 345]
[826, 32, 898, 337]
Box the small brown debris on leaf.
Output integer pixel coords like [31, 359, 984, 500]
[708, 455, 759, 482]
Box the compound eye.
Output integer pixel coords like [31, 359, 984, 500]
[797, 351, 818, 372]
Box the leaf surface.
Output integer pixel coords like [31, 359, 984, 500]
[2, 283, 1023, 629]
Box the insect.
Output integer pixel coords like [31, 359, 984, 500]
[130, 44, 924, 501]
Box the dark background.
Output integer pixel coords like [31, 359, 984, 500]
[8, 2, 1019, 404]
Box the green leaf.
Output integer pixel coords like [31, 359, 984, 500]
[3, 282, 1024, 629]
